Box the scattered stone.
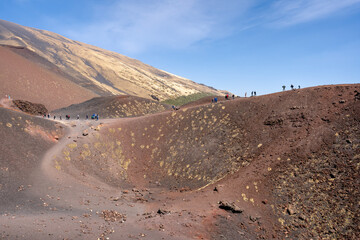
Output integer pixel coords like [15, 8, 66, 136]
[218, 201, 243, 213]
[82, 130, 89, 136]
[286, 204, 297, 215]
[157, 209, 170, 215]
[100, 210, 126, 223]
[179, 187, 191, 192]
[213, 186, 218, 192]
[298, 214, 306, 221]
[249, 215, 260, 222]
[354, 90, 360, 100]
[150, 95, 160, 101]
[261, 199, 268, 205]
[264, 116, 283, 126]
[339, 100, 346, 104]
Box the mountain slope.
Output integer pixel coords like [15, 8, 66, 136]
[0, 19, 225, 101]
[0, 45, 99, 111]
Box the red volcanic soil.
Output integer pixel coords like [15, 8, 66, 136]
[0, 84, 359, 239]
[0, 46, 98, 111]
[51, 95, 171, 119]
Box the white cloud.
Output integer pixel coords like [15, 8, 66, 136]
[65, 0, 255, 54]
[269, 0, 360, 26]
[64, 0, 360, 54]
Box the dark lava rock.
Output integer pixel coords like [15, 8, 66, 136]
[150, 95, 160, 101]
[218, 201, 243, 213]
[157, 209, 170, 215]
[12, 100, 48, 115]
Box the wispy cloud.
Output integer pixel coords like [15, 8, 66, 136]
[65, 0, 255, 54]
[63, 0, 360, 54]
[268, 0, 360, 26]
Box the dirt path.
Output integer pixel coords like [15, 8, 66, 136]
[1, 117, 187, 239]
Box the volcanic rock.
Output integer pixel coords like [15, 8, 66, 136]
[218, 201, 243, 213]
[12, 99, 47, 115]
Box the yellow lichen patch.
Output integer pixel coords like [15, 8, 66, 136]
[80, 149, 91, 159]
[246, 185, 249, 189]
[146, 145, 150, 149]
[63, 150, 70, 156]
[241, 193, 248, 202]
[257, 143, 263, 148]
[278, 218, 285, 225]
[130, 132, 134, 137]
[67, 143, 77, 149]
[277, 157, 281, 161]
[159, 161, 164, 167]
[171, 112, 176, 117]
[268, 167, 272, 171]
[108, 128, 116, 133]
[118, 128, 122, 131]
[221, 106, 225, 110]
[250, 198, 255, 204]
[140, 145, 145, 149]
[54, 160, 61, 170]
[123, 159, 131, 170]
[151, 124, 154, 128]
[65, 156, 71, 161]
[335, 132, 339, 136]
[116, 140, 121, 146]
[6, 123, 12, 128]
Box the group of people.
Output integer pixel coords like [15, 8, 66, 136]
[225, 94, 235, 100]
[283, 85, 300, 91]
[212, 94, 236, 103]
[43, 114, 99, 121]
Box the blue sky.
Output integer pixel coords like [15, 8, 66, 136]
[1, 0, 360, 96]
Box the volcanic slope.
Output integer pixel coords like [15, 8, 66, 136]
[52, 95, 171, 119]
[0, 45, 99, 111]
[0, 19, 226, 101]
[57, 84, 360, 239]
[0, 107, 64, 211]
[1, 84, 359, 239]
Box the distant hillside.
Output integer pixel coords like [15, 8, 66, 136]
[0, 19, 226, 104]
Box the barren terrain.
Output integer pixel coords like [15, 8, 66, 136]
[0, 84, 359, 239]
[0, 19, 226, 102]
